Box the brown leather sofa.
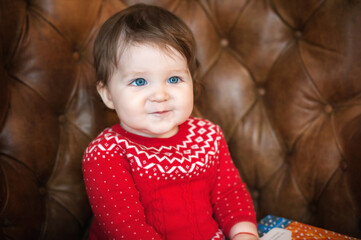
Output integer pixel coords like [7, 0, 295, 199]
[1, 0, 360, 239]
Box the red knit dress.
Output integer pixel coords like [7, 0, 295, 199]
[83, 118, 256, 240]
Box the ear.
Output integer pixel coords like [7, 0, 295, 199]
[97, 82, 115, 110]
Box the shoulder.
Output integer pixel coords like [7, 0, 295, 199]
[84, 125, 126, 155]
[186, 117, 223, 135]
[183, 117, 225, 145]
[82, 126, 133, 173]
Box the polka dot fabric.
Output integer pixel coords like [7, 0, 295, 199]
[286, 222, 359, 240]
[211, 129, 257, 235]
[82, 118, 256, 240]
[258, 215, 359, 240]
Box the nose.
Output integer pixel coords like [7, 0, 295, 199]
[149, 85, 170, 102]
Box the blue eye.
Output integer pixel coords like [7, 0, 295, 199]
[168, 76, 180, 84]
[131, 78, 147, 86]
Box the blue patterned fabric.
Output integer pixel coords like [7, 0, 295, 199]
[257, 215, 292, 237]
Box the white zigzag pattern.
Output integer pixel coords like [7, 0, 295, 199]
[87, 119, 220, 174]
[210, 229, 225, 240]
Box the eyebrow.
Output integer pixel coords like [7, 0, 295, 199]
[170, 69, 190, 76]
[171, 67, 192, 74]
[119, 71, 148, 80]
[122, 69, 190, 79]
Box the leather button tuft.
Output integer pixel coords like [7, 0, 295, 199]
[73, 51, 80, 60]
[294, 30, 302, 39]
[39, 187, 47, 195]
[258, 88, 266, 96]
[324, 104, 333, 113]
[310, 202, 318, 214]
[58, 115, 66, 123]
[252, 190, 259, 200]
[220, 38, 229, 47]
[340, 160, 348, 171]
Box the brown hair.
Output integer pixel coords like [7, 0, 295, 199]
[93, 3, 200, 90]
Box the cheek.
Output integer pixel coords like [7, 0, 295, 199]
[185, 86, 194, 103]
[113, 93, 145, 115]
[178, 87, 194, 112]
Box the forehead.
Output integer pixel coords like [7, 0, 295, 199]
[118, 42, 187, 66]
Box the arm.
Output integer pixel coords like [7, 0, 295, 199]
[229, 222, 259, 240]
[82, 134, 162, 239]
[210, 127, 258, 239]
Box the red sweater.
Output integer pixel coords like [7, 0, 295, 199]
[83, 118, 256, 240]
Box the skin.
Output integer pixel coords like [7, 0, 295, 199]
[98, 42, 259, 239]
[97, 43, 194, 138]
[229, 221, 259, 240]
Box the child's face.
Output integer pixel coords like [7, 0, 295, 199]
[98, 43, 194, 138]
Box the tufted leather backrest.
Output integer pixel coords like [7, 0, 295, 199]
[1, 0, 360, 239]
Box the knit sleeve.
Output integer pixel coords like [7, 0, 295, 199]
[210, 127, 257, 237]
[82, 132, 162, 240]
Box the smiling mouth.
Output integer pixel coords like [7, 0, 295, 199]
[151, 110, 171, 116]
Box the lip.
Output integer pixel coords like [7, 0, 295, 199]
[150, 110, 171, 116]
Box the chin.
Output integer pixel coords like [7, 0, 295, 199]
[149, 127, 178, 138]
